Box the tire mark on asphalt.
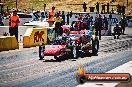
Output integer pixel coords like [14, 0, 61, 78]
[0, 36, 132, 86]
[7, 50, 132, 87]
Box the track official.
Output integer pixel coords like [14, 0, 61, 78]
[95, 14, 102, 40]
[120, 15, 127, 34]
[9, 11, 20, 41]
[48, 6, 55, 27]
[54, 14, 63, 37]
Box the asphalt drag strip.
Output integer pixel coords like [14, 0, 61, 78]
[2, 48, 132, 87]
[0, 35, 130, 65]
[0, 35, 132, 87]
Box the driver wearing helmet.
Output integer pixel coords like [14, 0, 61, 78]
[74, 20, 81, 30]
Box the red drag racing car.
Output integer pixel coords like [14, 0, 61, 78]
[44, 45, 67, 59]
[39, 38, 71, 60]
[39, 31, 99, 60]
[39, 21, 99, 60]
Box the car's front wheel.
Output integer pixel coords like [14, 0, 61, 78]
[39, 44, 45, 60]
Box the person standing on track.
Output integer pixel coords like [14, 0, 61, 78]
[9, 10, 20, 41]
[103, 15, 108, 30]
[120, 15, 127, 34]
[0, 13, 4, 26]
[95, 14, 103, 40]
[61, 11, 65, 25]
[66, 12, 70, 25]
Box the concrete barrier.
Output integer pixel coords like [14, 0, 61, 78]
[0, 36, 19, 51]
[23, 28, 47, 48]
[0, 26, 34, 42]
[0, 26, 55, 43]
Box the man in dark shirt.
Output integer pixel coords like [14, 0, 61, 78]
[95, 14, 102, 40]
[113, 23, 121, 39]
[83, 2, 87, 12]
[62, 11, 65, 25]
[66, 12, 70, 25]
[120, 15, 127, 34]
[103, 15, 108, 30]
[96, 2, 99, 13]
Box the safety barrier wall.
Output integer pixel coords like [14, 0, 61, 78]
[23, 28, 47, 48]
[0, 25, 113, 46]
[0, 36, 19, 51]
[0, 26, 56, 43]
[0, 26, 34, 42]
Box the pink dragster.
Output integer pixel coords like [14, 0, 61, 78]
[39, 40, 70, 60]
[44, 45, 67, 57]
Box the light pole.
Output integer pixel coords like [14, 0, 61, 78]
[16, 0, 17, 10]
[123, 0, 129, 6]
[127, 0, 128, 7]
[44, 3, 46, 11]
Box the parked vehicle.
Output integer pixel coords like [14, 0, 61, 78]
[23, 18, 49, 27]
[3, 12, 33, 26]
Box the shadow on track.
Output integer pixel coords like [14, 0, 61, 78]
[42, 52, 97, 62]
